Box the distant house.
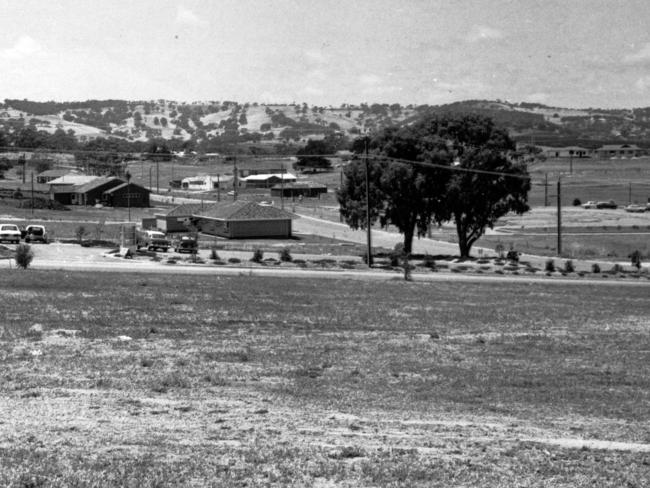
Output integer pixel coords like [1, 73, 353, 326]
[270, 182, 328, 198]
[180, 174, 232, 191]
[241, 173, 297, 189]
[155, 203, 206, 233]
[50, 176, 124, 206]
[596, 144, 645, 158]
[36, 169, 83, 184]
[544, 146, 590, 159]
[193, 201, 296, 238]
[103, 182, 150, 208]
[47, 174, 98, 188]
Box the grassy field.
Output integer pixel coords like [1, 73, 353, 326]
[1, 270, 649, 486]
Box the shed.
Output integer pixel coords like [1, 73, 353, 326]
[270, 182, 328, 198]
[241, 173, 297, 188]
[71, 177, 124, 206]
[193, 201, 296, 238]
[596, 144, 644, 158]
[103, 182, 150, 208]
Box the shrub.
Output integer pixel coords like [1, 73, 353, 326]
[75, 225, 87, 244]
[563, 259, 575, 273]
[210, 247, 220, 261]
[630, 250, 642, 270]
[228, 257, 241, 264]
[572, 198, 582, 206]
[544, 259, 555, 272]
[422, 254, 436, 269]
[251, 248, 263, 263]
[591, 263, 601, 273]
[494, 242, 505, 259]
[506, 249, 520, 263]
[611, 263, 624, 274]
[389, 242, 405, 267]
[279, 247, 293, 262]
[14, 244, 33, 269]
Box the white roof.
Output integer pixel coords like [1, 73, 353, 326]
[243, 173, 296, 181]
[47, 175, 99, 186]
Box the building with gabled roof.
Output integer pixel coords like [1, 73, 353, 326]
[36, 168, 83, 184]
[193, 200, 296, 238]
[103, 182, 150, 208]
[155, 203, 209, 233]
[596, 144, 645, 158]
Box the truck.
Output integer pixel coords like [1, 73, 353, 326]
[173, 235, 198, 254]
[135, 229, 171, 252]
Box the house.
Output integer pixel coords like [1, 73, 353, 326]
[155, 203, 206, 233]
[36, 169, 83, 184]
[241, 173, 297, 189]
[595, 144, 645, 158]
[193, 201, 296, 238]
[102, 182, 150, 208]
[270, 182, 328, 198]
[180, 174, 233, 191]
[71, 177, 124, 206]
[543, 146, 590, 159]
[47, 174, 98, 187]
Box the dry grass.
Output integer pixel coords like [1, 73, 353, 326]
[0, 270, 648, 486]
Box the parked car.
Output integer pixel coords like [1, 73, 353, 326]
[24, 225, 48, 243]
[173, 235, 198, 253]
[0, 224, 22, 244]
[596, 200, 618, 209]
[581, 201, 598, 209]
[136, 229, 170, 252]
[624, 204, 646, 213]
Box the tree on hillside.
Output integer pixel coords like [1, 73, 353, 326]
[295, 139, 333, 172]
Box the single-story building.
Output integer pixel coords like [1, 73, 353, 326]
[50, 176, 124, 206]
[595, 144, 645, 159]
[543, 146, 590, 159]
[270, 182, 328, 198]
[103, 182, 150, 208]
[47, 174, 98, 188]
[180, 174, 233, 191]
[155, 203, 206, 233]
[241, 173, 297, 189]
[193, 201, 296, 238]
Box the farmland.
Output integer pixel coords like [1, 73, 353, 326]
[1, 270, 648, 486]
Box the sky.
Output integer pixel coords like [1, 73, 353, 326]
[2, 0, 650, 108]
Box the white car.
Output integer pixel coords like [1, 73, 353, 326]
[581, 201, 598, 209]
[0, 224, 22, 244]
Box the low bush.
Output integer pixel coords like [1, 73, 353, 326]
[251, 248, 264, 263]
[545, 259, 555, 273]
[563, 259, 575, 273]
[591, 263, 601, 273]
[422, 254, 436, 269]
[279, 247, 293, 262]
[14, 244, 33, 269]
[228, 257, 241, 264]
[209, 248, 220, 261]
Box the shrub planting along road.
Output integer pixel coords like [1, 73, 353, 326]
[1, 270, 648, 486]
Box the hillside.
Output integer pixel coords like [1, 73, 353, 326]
[2, 98, 650, 150]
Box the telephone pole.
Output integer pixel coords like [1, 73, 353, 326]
[364, 135, 373, 266]
[557, 177, 562, 256]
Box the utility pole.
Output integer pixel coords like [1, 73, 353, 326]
[544, 172, 548, 207]
[364, 135, 373, 266]
[30, 172, 34, 216]
[217, 174, 221, 202]
[126, 171, 131, 222]
[233, 156, 238, 201]
[569, 151, 573, 174]
[280, 165, 285, 210]
[20, 154, 26, 184]
[156, 160, 159, 194]
[149, 166, 153, 190]
[628, 182, 632, 204]
[557, 177, 562, 256]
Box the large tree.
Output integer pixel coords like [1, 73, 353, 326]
[441, 114, 530, 257]
[338, 125, 451, 254]
[338, 113, 530, 257]
[295, 139, 333, 172]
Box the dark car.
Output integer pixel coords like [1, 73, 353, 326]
[174, 235, 198, 253]
[24, 225, 48, 243]
[596, 200, 617, 209]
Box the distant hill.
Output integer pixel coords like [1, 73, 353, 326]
[2, 98, 650, 149]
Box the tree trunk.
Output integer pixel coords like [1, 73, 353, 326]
[403, 225, 415, 255]
[455, 217, 472, 258]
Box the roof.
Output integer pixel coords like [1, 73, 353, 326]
[165, 203, 207, 217]
[599, 144, 642, 150]
[51, 184, 77, 194]
[242, 173, 296, 181]
[103, 182, 150, 194]
[38, 169, 81, 178]
[74, 177, 122, 194]
[271, 182, 327, 189]
[193, 201, 297, 221]
[48, 175, 98, 186]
